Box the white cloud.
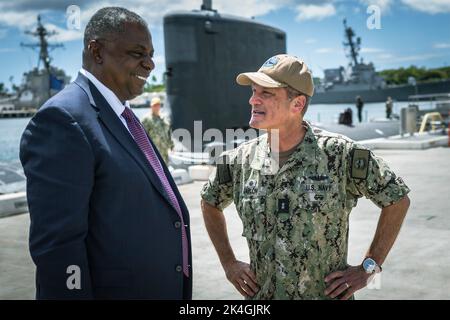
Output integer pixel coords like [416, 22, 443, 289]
[361, 47, 385, 53]
[0, 10, 41, 30]
[377, 53, 394, 59]
[359, 0, 393, 13]
[1, 0, 450, 38]
[315, 47, 336, 54]
[433, 42, 450, 49]
[43, 23, 83, 42]
[295, 3, 336, 21]
[213, 0, 290, 18]
[305, 38, 317, 44]
[72, 0, 291, 28]
[0, 0, 292, 41]
[377, 52, 446, 63]
[401, 0, 450, 14]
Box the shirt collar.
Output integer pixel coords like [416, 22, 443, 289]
[79, 68, 131, 117]
[250, 121, 319, 173]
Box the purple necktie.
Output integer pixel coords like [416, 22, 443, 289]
[122, 107, 189, 277]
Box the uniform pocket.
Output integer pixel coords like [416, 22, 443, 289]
[296, 174, 341, 213]
[240, 196, 266, 241]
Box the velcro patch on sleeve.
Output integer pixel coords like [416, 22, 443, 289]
[351, 149, 370, 179]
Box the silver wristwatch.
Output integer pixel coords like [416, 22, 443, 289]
[362, 257, 382, 274]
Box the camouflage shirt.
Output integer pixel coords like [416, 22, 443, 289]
[141, 114, 174, 164]
[201, 121, 410, 300]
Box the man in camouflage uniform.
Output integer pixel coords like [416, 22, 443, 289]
[200, 54, 411, 300]
[142, 96, 174, 164]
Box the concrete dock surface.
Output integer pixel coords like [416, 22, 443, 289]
[1, 147, 449, 300]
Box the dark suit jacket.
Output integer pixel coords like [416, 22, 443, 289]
[19, 73, 192, 299]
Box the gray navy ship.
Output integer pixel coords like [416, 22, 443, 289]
[312, 19, 450, 104]
[0, 15, 70, 116]
[0, 16, 70, 216]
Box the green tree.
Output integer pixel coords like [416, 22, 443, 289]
[143, 75, 166, 93]
[378, 65, 450, 85]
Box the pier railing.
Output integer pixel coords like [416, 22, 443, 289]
[0, 109, 36, 119]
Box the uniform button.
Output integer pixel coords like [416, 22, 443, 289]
[175, 265, 182, 272]
[174, 221, 181, 229]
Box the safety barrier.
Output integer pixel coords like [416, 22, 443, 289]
[418, 112, 445, 133]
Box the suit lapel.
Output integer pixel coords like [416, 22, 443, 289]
[75, 73, 173, 207]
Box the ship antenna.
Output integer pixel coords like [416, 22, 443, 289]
[342, 19, 360, 67]
[20, 15, 64, 74]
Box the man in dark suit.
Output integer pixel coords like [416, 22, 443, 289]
[19, 7, 192, 300]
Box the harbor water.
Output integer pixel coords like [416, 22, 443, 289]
[0, 101, 412, 165]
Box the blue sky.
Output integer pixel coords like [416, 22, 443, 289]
[0, 0, 449, 91]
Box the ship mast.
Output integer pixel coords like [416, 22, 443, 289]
[20, 15, 64, 74]
[343, 19, 361, 67]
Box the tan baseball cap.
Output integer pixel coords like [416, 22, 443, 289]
[236, 54, 314, 97]
[150, 97, 161, 106]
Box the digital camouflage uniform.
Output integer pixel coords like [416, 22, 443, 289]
[201, 121, 410, 300]
[142, 114, 174, 164]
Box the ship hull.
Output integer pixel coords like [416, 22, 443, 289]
[312, 79, 450, 104]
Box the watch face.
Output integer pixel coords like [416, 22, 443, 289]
[363, 258, 376, 272]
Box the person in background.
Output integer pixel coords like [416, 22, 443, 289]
[142, 96, 174, 164]
[386, 96, 393, 119]
[356, 95, 364, 123]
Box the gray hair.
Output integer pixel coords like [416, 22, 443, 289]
[286, 86, 310, 116]
[83, 7, 148, 48]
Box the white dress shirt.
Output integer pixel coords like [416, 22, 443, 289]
[79, 68, 132, 133]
